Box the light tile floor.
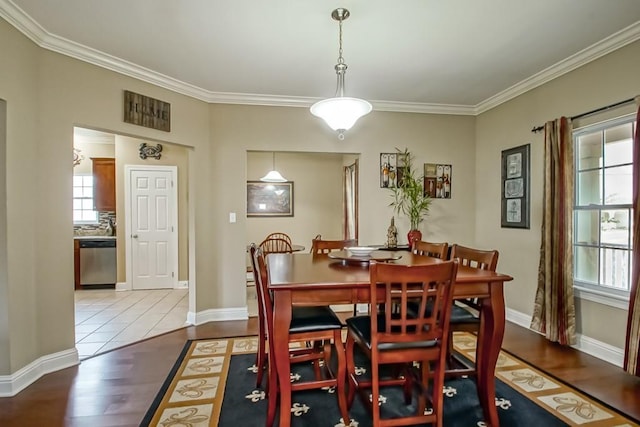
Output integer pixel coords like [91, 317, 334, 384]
[75, 288, 189, 359]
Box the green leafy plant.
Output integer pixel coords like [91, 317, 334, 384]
[389, 148, 431, 230]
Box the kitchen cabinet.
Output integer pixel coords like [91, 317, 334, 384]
[92, 157, 116, 211]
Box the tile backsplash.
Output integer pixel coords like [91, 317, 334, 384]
[74, 212, 117, 236]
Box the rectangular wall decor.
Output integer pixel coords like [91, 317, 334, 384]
[501, 144, 530, 229]
[423, 163, 452, 199]
[247, 181, 294, 217]
[124, 90, 171, 132]
[380, 153, 408, 188]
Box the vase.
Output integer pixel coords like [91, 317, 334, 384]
[407, 229, 422, 246]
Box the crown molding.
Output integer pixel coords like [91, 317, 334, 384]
[369, 101, 475, 115]
[475, 21, 640, 114]
[2, 0, 638, 115]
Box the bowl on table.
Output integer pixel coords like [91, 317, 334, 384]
[346, 246, 376, 257]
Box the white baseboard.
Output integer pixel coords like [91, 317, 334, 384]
[0, 348, 79, 397]
[115, 281, 130, 291]
[573, 333, 624, 367]
[188, 307, 249, 325]
[176, 280, 188, 289]
[506, 307, 624, 368]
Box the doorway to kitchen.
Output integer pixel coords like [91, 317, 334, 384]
[73, 127, 191, 357]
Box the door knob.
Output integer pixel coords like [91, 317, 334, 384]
[132, 234, 138, 239]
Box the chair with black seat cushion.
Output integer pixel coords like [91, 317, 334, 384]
[250, 243, 324, 388]
[252, 246, 350, 427]
[446, 243, 498, 377]
[411, 240, 448, 260]
[259, 237, 293, 254]
[311, 234, 358, 254]
[345, 260, 458, 427]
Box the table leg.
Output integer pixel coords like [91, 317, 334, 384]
[476, 283, 505, 427]
[272, 291, 293, 427]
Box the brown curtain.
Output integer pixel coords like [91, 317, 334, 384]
[624, 97, 640, 376]
[531, 117, 576, 345]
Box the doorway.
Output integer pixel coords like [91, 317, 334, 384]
[73, 128, 191, 356]
[245, 151, 360, 316]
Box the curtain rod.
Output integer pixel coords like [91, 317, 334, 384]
[530, 97, 635, 133]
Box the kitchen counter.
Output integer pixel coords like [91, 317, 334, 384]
[74, 236, 116, 240]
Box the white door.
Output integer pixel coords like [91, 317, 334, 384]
[126, 166, 178, 290]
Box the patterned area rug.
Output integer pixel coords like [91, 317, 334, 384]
[141, 333, 638, 426]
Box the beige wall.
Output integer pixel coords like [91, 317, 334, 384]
[475, 40, 640, 348]
[246, 151, 346, 248]
[0, 18, 41, 374]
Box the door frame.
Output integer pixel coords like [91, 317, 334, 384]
[123, 164, 179, 291]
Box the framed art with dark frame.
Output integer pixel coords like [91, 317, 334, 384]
[247, 181, 294, 217]
[501, 144, 530, 228]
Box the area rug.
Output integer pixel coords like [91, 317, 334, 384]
[141, 333, 638, 426]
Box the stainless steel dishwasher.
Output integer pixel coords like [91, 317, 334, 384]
[79, 238, 117, 285]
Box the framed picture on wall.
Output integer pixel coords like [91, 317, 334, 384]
[423, 163, 452, 199]
[501, 144, 530, 228]
[247, 181, 294, 217]
[380, 153, 397, 188]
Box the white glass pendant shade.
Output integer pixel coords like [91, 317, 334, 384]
[310, 97, 372, 133]
[260, 170, 287, 182]
[260, 152, 287, 182]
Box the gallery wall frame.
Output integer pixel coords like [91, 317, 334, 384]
[501, 144, 530, 228]
[379, 153, 408, 188]
[424, 163, 452, 199]
[247, 181, 294, 217]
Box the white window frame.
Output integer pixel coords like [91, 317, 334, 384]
[73, 174, 99, 224]
[572, 114, 635, 308]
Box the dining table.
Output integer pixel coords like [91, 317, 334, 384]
[267, 250, 513, 427]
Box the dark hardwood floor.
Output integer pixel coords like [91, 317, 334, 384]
[1, 319, 639, 426]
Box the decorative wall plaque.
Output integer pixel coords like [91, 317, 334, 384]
[139, 143, 163, 160]
[124, 90, 171, 132]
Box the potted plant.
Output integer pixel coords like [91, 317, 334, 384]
[389, 148, 432, 245]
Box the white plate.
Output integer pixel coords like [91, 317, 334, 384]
[346, 246, 376, 257]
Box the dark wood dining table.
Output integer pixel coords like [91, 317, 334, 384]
[267, 251, 513, 427]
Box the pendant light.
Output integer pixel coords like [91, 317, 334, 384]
[260, 152, 287, 182]
[310, 8, 372, 140]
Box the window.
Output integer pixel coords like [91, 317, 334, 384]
[573, 115, 635, 300]
[73, 175, 98, 223]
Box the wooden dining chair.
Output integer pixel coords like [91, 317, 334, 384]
[447, 243, 499, 377]
[252, 246, 350, 427]
[345, 261, 458, 427]
[263, 232, 292, 245]
[310, 234, 357, 254]
[311, 234, 360, 316]
[259, 237, 293, 254]
[411, 240, 448, 260]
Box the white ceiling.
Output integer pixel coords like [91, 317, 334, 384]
[3, 0, 640, 114]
